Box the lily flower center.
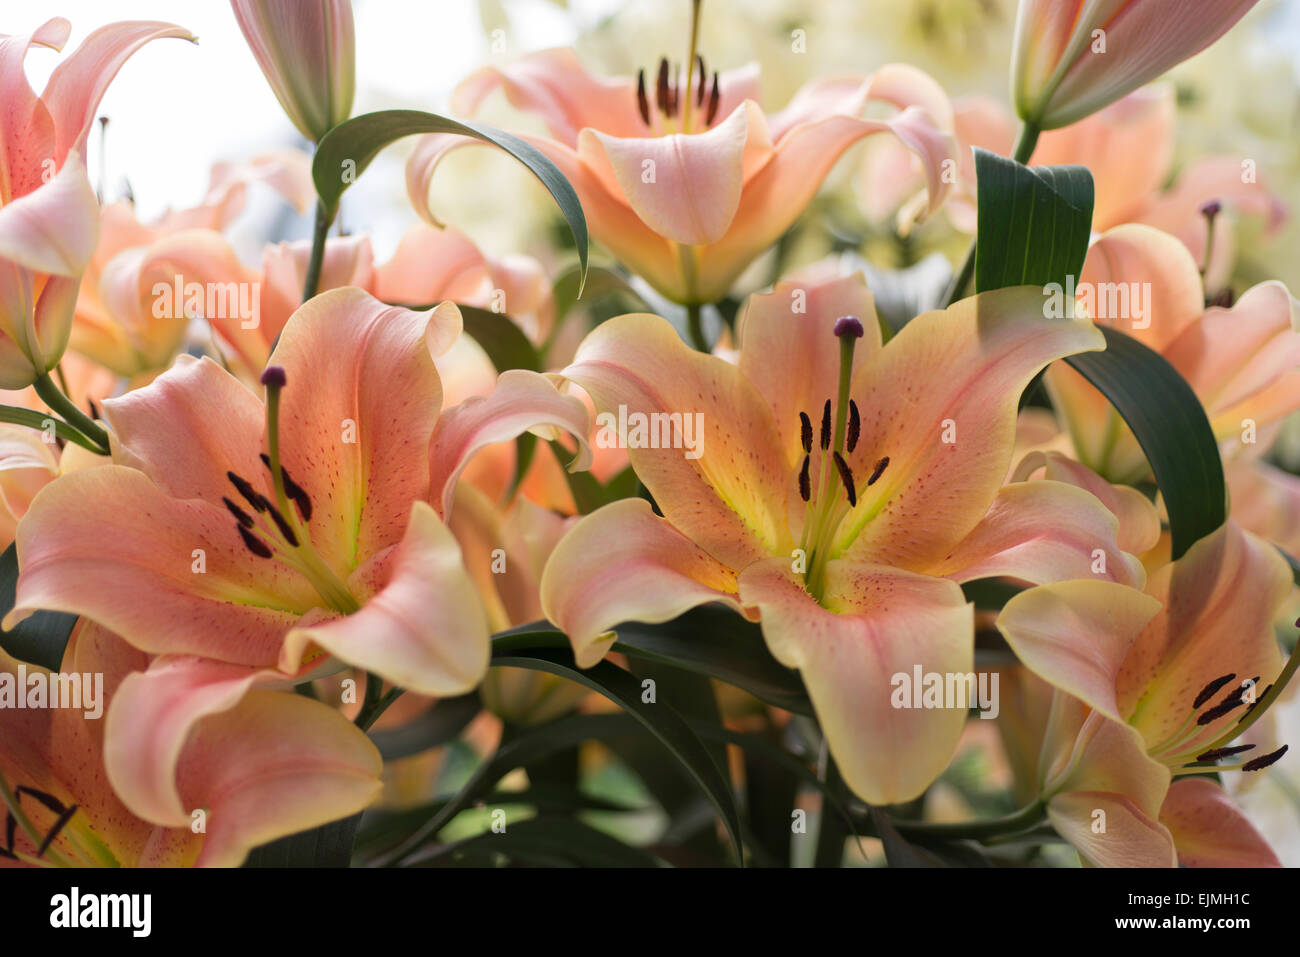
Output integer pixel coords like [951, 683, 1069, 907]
[0, 769, 117, 868]
[796, 316, 889, 601]
[224, 366, 360, 617]
[636, 1, 719, 135]
[1149, 644, 1300, 777]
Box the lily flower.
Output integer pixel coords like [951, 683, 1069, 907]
[6, 288, 591, 782]
[539, 272, 1149, 805]
[0, 17, 195, 388]
[1, 621, 380, 867]
[230, 0, 355, 142]
[409, 48, 957, 305]
[945, 90, 1285, 292]
[997, 520, 1291, 866]
[1011, 0, 1260, 129]
[1045, 223, 1300, 485]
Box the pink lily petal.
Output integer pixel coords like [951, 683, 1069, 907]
[738, 557, 973, 805]
[268, 288, 461, 570]
[1163, 280, 1300, 438]
[429, 368, 592, 518]
[105, 354, 266, 503]
[580, 102, 753, 247]
[541, 498, 753, 669]
[7, 463, 314, 664]
[0, 150, 98, 276]
[281, 501, 490, 696]
[997, 579, 1163, 724]
[837, 288, 1104, 570]
[453, 47, 645, 146]
[371, 223, 491, 308]
[559, 312, 791, 569]
[1034, 86, 1176, 229]
[1048, 791, 1176, 867]
[736, 273, 881, 462]
[0, 18, 70, 198]
[1227, 456, 1300, 556]
[1160, 778, 1281, 867]
[1117, 521, 1290, 751]
[1013, 449, 1162, 557]
[767, 64, 955, 143]
[931, 479, 1147, 588]
[259, 234, 376, 343]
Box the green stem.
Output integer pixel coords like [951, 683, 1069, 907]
[888, 800, 1046, 841]
[32, 374, 110, 453]
[682, 0, 703, 131]
[355, 673, 403, 731]
[686, 302, 708, 352]
[943, 121, 1041, 307]
[0, 404, 106, 453]
[301, 200, 333, 303]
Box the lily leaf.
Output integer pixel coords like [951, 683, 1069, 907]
[313, 110, 587, 289]
[0, 543, 77, 671]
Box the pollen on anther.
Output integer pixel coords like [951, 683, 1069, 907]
[636, 69, 651, 125]
[1242, 744, 1289, 772]
[799, 412, 813, 454]
[832, 452, 857, 507]
[847, 400, 861, 453]
[867, 456, 889, 486]
[1195, 744, 1256, 762]
[1193, 673, 1236, 709]
[237, 525, 273, 559]
[223, 497, 255, 529]
[798, 455, 811, 502]
[705, 71, 720, 125]
[819, 400, 831, 451]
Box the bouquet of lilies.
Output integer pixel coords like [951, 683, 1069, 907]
[1, 0, 1297, 871]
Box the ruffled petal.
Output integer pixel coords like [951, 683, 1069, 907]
[738, 557, 973, 805]
[0, 150, 98, 276]
[280, 501, 490, 696]
[559, 312, 792, 568]
[541, 498, 752, 669]
[1160, 778, 1281, 867]
[838, 287, 1104, 569]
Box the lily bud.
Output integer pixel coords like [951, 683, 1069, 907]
[1011, 0, 1259, 130]
[230, 0, 355, 142]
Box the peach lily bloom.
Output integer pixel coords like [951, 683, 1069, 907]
[5, 288, 590, 823]
[0, 17, 194, 388]
[1045, 223, 1300, 485]
[996, 520, 1290, 866]
[946, 89, 1285, 292]
[410, 48, 956, 305]
[230, 0, 354, 142]
[539, 272, 1151, 805]
[73, 150, 314, 379]
[1011, 0, 1261, 130]
[1, 621, 380, 868]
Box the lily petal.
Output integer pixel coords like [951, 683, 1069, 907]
[580, 102, 752, 247]
[932, 479, 1147, 587]
[429, 368, 592, 518]
[736, 273, 881, 462]
[997, 579, 1162, 724]
[559, 312, 791, 568]
[738, 558, 972, 805]
[269, 288, 461, 570]
[0, 150, 98, 276]
[541, 498, 752, 669]
[1048, 791, 1176, 867]
[281, 500, 490, 696]
[1160, 778, 1281, 867]
[838, 287, 1104, 569]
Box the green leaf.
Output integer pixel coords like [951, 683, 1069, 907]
[489, 634, 744, 862]
[610, 605, 812, 715]
[369, 693, 481, 760]
[312, 110, 588, 289]
[243, 812, 361, 867]
[455, 304, 542, 372]
[973, 148, 1094, 294]
[550, 264, 649, 327]
[0, 543, 77, 671]
[1063, 326, 1226, 559]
